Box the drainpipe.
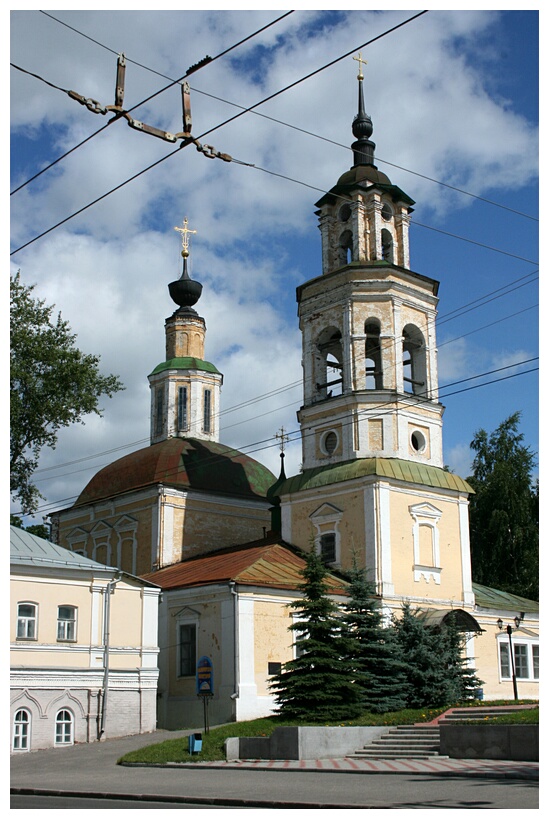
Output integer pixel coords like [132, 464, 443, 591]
[99, 574, 122, 738]
[229, 582, 239, 710]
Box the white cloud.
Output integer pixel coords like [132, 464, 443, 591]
[10, 9, 538, 522]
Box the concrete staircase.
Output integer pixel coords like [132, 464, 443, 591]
[350, 725, 441, 759]
[437, 705, 532, 723]
[350, 705, 536, 759]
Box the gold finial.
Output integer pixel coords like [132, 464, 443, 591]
[174, 217, 197, 258]
[275, 427, 290, 454]
[353, 52, 367, 81]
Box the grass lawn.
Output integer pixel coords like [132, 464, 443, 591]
[118, 701, 536, 765]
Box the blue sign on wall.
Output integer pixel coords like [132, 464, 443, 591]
[196, 655, 214, 696]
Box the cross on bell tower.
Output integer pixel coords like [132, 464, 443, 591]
[148, 217, 223, 445]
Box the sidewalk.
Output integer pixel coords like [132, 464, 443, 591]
[11, 727, 538, 808]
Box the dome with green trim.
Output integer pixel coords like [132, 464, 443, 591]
[149, 357, 221, 377]
[75, 437, 276, 506]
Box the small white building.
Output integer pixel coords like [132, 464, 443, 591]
[10, 526, 160, 752]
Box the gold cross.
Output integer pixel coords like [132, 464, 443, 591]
[353, 52, 367, 80]
[275, 427, 290, 454]
[174, 217, 197, 257]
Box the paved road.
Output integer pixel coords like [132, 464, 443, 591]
[11, 728, 538, 809]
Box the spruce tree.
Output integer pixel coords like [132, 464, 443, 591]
[440, 613, 483, 702]
[269, 549, 362, 721]
[393, 604, 483, 708]
[341, 563, 408, 713]
[392, 603, 450, 708]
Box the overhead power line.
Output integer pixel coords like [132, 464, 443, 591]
[10, 10, 429, 255]
[11, 10, 296, 194]
[17, 358, 538, 519]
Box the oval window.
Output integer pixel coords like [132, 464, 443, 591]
[411, 431, 426, 453]
[323, 431, 338, 455]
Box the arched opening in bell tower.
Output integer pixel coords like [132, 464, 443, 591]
[381, 228, 393, 263]
[338, 229, 353, 267]
[402, 325, 427, 396]
[315, 327, 344, 399]
[365, 319, 383, 389]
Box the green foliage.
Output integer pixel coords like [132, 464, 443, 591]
[10, 272, 124, 515]
[392, 603, 483, 708]
[467, 412, 538, 600]
[269, 550, 362, 721]
[10, 514, 50, 540]
[341, 562, 408, 713]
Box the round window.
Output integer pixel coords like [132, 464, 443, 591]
[411, 430, 426, 453]
[339, 204, 351, 222]
[323, 431, 338, 455]
[381, 203, 392, 221]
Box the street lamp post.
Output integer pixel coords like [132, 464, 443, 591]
[497, 614, 524, 701]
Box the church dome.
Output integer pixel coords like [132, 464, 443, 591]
[74, 437, 276, 506]
[336, 163, 392, 188]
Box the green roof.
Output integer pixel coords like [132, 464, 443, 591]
[472, 582, 539, 613]
[149, 357, 221, 376]
[272, 458, 473, 496]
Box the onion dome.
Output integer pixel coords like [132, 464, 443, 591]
[169, 217, 203, 314]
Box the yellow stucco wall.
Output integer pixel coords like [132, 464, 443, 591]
[11, 573, 152, 670]
[253, 598, 294, 696]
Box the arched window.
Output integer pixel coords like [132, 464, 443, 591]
[365, 320, 383, 389]
[402, 325, 427, 396]
[55, 709, 74, 746]
[338, 229, 353, 267]
[381, 228, 393, 263]
[13, 709, 30, 751]
[57, 606, 77, 641]
[17, 602, 37, 640]
[315, 327, 343, 399]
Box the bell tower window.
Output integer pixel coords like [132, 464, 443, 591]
[402, 325, 426, 396]
[154, 386, 164, 436]
[339, 229, 353, 267]
[315, 327, 343, 399]
[203, 389, 212, 434]
[381, 228, 393, 263]
[177, 386, 188, 432]
[365, 320, 383, 389]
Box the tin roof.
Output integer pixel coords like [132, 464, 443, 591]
[141, 536, 348, 595]
[273, 458, 473, 497]
[472, 582, 539, 614]
[10, 525, 116, 573]
[74, 437, 276, 507]
[149, 357, 221, 376]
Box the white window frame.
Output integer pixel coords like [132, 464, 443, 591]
[57, 605, 77, 642]
[13, 709, 31, 751]
[409, 503, 442, 584]
[498, 637, 539, 682]
[17, 602, 38, 640]
[55, 709, 74, 746]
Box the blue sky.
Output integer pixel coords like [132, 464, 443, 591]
[10, 7, 539, 524]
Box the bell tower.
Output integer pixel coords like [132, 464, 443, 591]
[298, 58, 443, 472]
[148, 218, 223, 444]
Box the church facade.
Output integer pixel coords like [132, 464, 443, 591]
[51, 62, 538, 729]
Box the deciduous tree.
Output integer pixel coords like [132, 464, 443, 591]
[10, 272, 123, 515]
[467, 412, 538, 600]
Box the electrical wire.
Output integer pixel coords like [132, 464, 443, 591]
[10, 10, 296, 194]
[29, 269, 538, 481]
[10, 10, 429, 255]
[13, 13, 538, 226]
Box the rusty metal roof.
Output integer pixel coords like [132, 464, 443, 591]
[141, 536, 348, 595]
[74, 437, 276, 507]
